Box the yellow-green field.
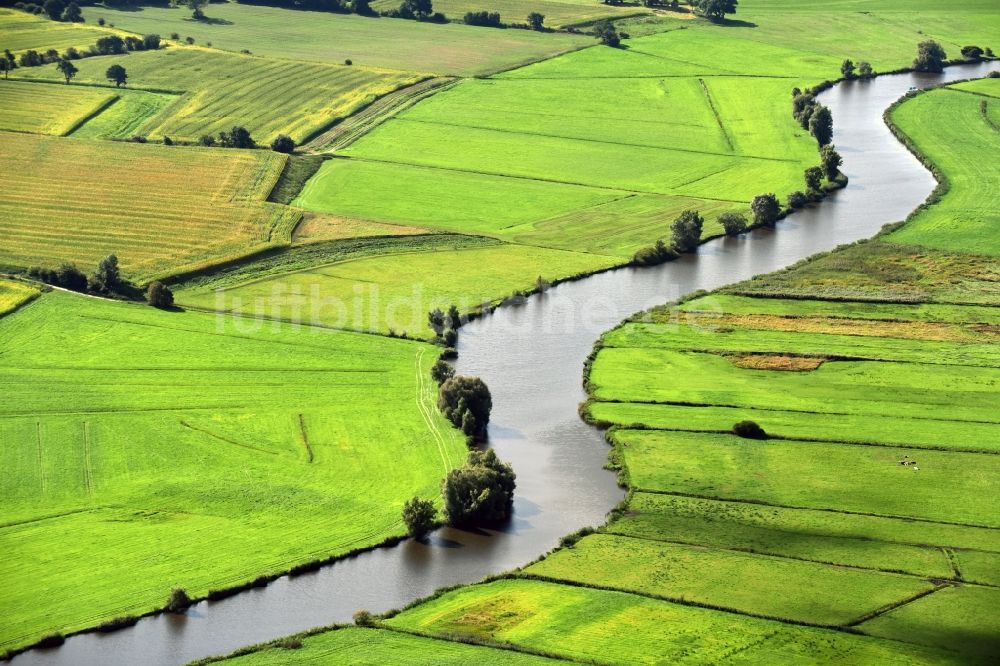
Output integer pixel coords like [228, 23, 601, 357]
[0, 279, 39, 316]
[0, 131, 294, 280]
[11, 48, 422, 143]
[0, 79, 117, 136]
[0, 8, 115, 54]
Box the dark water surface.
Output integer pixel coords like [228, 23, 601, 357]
[15, 61, 998, 666]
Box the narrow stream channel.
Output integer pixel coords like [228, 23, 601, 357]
[15, 60, 998, 666]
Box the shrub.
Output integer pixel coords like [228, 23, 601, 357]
[632, 239, 675, 266]
[670, 209, 704, 253]
[344, 58, 352, 65]
[988, 71, 1000, 79]
[750, 193, 781, 227]
[146, 281, 174, 308]
[57, 263, 88, 291]
[218, 126, 255, 149]
[401, 496, 436, 538]
[464, 10, 502, 27]
[170, 32, 180, 40]
[430, 358, 454, 384]
[717, 211, 746, 236]
[353, 610, 376, 627]
[199, 134, 216, 147]
[438, 375, 491, 442]
[270, 134, 295, 153]
[787, 190, 808, 209]
[143, 34, 161, 50]
[441, 449, 515, 526]
[276, 637, 303, 649]
[163, 136, 173, 146]
[167, 587, 192, 613]
[442, 327, 458, 347]
[36, 633, 65, 648]
[960, 45, 983, 60]
[441, 346, 458, 360]
[593, 20, 620, 47]
[733, 420, 767, 439]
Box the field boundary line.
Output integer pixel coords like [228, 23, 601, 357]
[64, 93, 121, 137]
[698, 78, 735, 152]
[179, 419, 280, 457]
[377, 624, 597, 665]
[631, 488, 1000, 531]
[597, 530, 966, 582]
[594, 397, 1000, 425]
[83, 420, 94, 497]
[298, 414, 314, 463]
[393, 117, 795, 163]
[845, 584, 950, 627]
[942, 548, 964, 580]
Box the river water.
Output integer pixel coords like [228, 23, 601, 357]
[14, 60, 998, 666]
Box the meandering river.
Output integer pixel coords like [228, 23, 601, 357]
[15, 60, 998, 666]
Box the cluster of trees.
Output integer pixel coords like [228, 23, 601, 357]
[961, 45, 993, 60]
[791, 88, 833, 146]
[13, 0, 82, 22]
[593, 20, 625, 47]
[28, 254, 125, 295]
[239, 0, 379, 18]
[428, 304, 461, 345]
[401, 448, 517, 537]
[839, 59, 873, 80]
[693, 0, 737, 21]
[438, 375, 492, 443]
[27, 256, 174, 307]
[441, 449, 515, 526]
[7, 33, 159, 72]
[200, 126, 256, 149]
[463, 10, 501, 27]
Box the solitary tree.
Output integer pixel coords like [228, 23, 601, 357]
[819, 145, 842, 180]
[441, 449, 516, 527]
[695, 0, 737, 21]
[183, 0, 206, 20]
[718, 211, 747, 236]
[438, 375, 492, 442]
[61, 2, 83, 22]
[913, 40, 946, 73]
[670, 209, 704, 252]
[90, 254, 121, 293]
[166, 588, 192, 613]
[146, 281, 174, 308]
[751, 193, 781, 227]
[3, 50, 16, 78]
[527, 11, 544, 30]
[857, 61, 873, 78]
[401, 496, 436, 538]
[56, 58, 78, 84]
[593, 20, 620, 47]
[0, 58, 12, 79]
[106, 64, 127, 87]
[840, 59, 856, 79]
[270, 134, 295, 153]
[804, 166, 823, 194]
[808, 104, 833, 145]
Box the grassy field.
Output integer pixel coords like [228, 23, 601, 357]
[216, 626, 562, 665]
[383, 579, 969, 664]
[885, 80, 1000, 255]
[12, 48, 421, 144]
[0, 79, 117, 136]
[175, 235, 617, 337]
[79, 4, 592, 76]
[70, 89, 180, 140]
[0, 131, 295, 280]
[0, 290, 466, 654]
[0, 8, 114, 54]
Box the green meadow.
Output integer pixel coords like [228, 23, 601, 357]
[384, 578, 968, 664]
[0, 79, 116, 135]
[0, 291, 465, 653]
[886, 80, 1000, 254]
[176, 236, 616, 337]
[216, 627, 561, 665]
[0, 7, 114, 54]
[79, 3, 592, 76]
[0, 279, 39, 316]
[371, 0, 648, 28]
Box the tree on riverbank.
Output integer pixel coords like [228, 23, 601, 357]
[670, 210, 704, 252]
[820, 145, 843, 180]
[438, 375, 492, 442]
[751, 193, 781, 227]
[441, 449, 515, 526]
[402, 496, 436, 538]
[913, 40, 946, 73]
